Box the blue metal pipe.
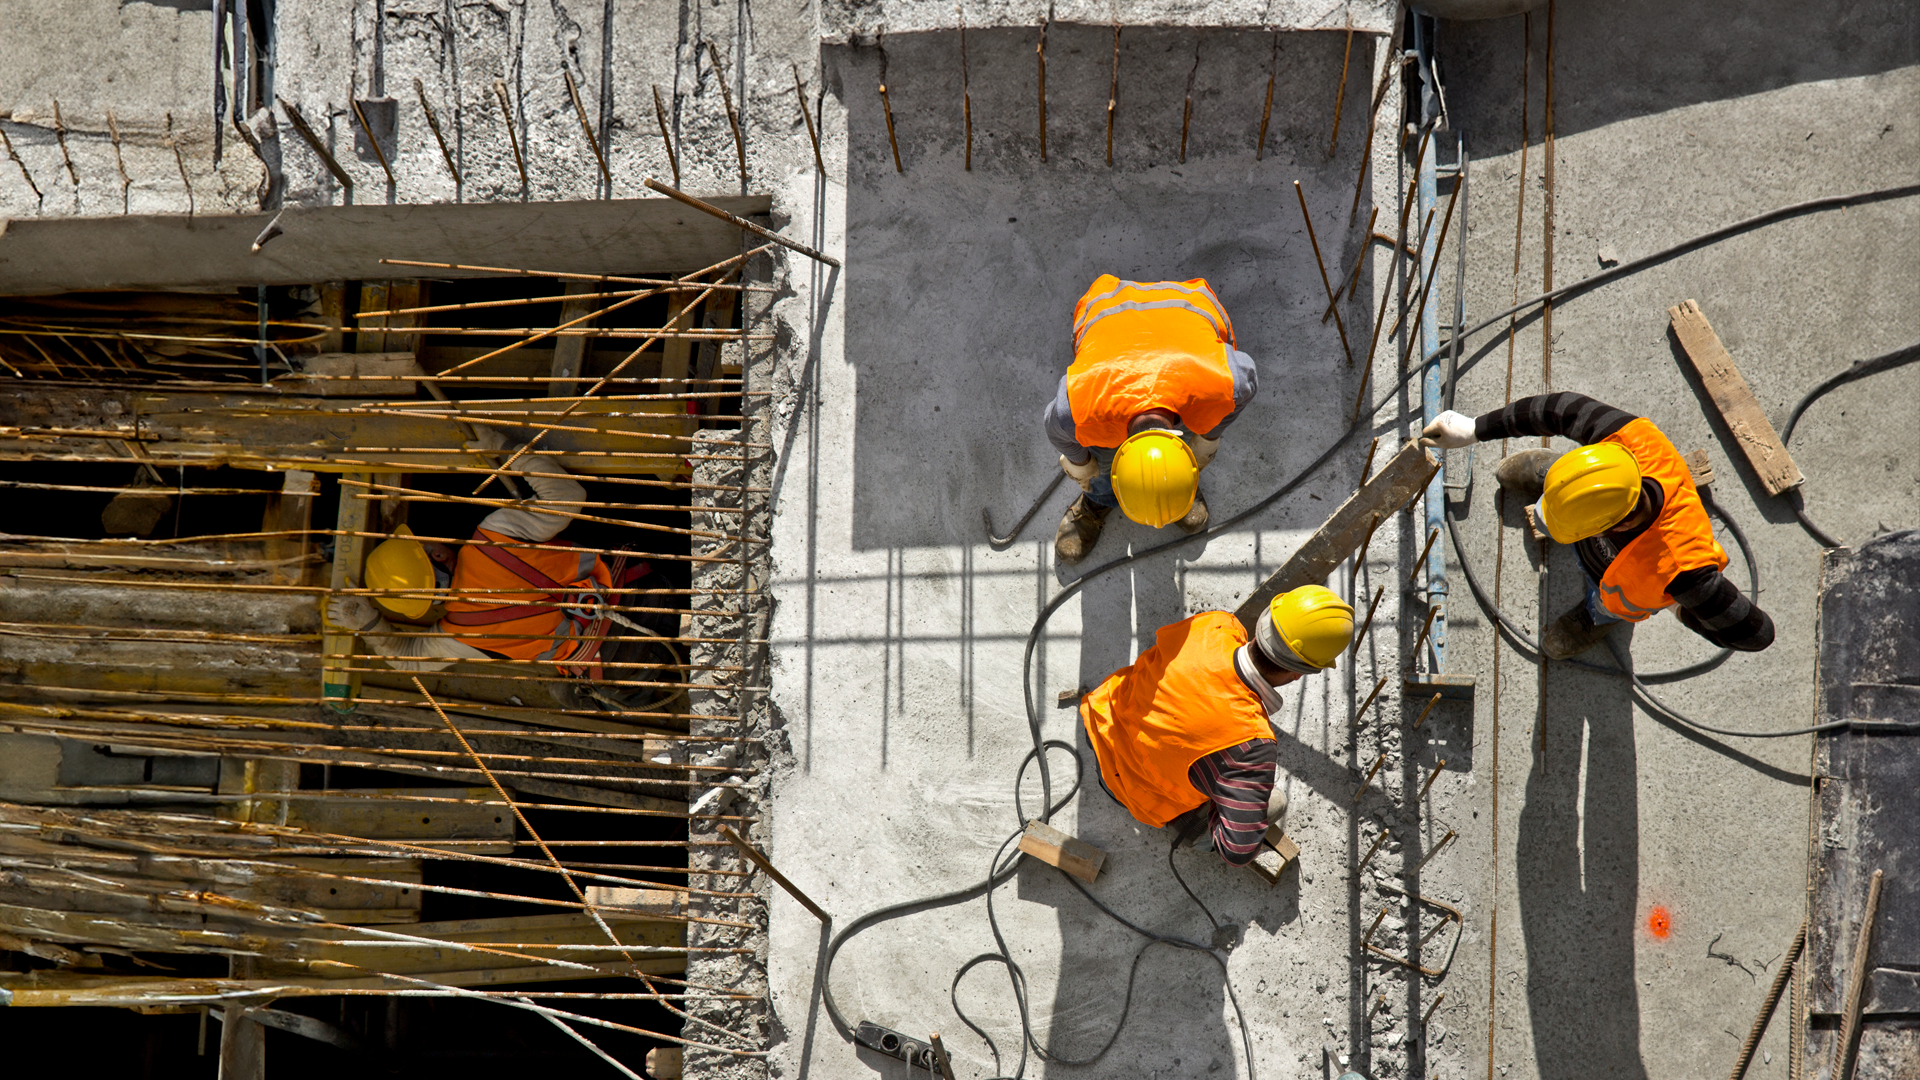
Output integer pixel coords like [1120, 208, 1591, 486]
[1413, 17, 1447, 673]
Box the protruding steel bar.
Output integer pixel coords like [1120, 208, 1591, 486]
[1256, 32, 1277, 161]
[563, 68, 613, 193]
[1179, 40, 1199, 164]
[960, 11, 973, 171]
[1295, 181, 1356, 367]
[106, 110, 131, 211]
[1409, 526, 1441, 589]
[644, 178, 841, 267]
[720, 825, 830, 923]
[1357, 837, 1389, 875]
[1352, 674, 1388, 728]
[1036, 19, 1049, 160]
[1410, 829, 1455, 875]
[1831, 870, 1885, 1080]
[1354, 752, 1386, 801]
[1411, 604, 1441, 667]
[1729, 920, 1805, 1080]
[878, 39, 903, 173]
[1348, 512, 1383, 588]
[793, 63, 824, 175]
[350, 98, 396, 186]
[1359, 436, 1381, 485]
[1352, 585, 1386, 654]
[276, 96, 353, 193]
[1411, 692, 1442, 729]
[414, 77, 461, 183]
[652, 84, 680, 186]
[493, 79, 529, 194]
[1324, 207, 1381, 324]
[706, 41, 748, 189]
[1416, 759, 1447, 801]
[1105, 24, 1120, 166]
[1328, 21, 1355, 157]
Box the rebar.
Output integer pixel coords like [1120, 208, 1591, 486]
[0, 118, 42, 201]
[960, 9, 973, 172]
[1359, 436, 1381, 484]
[705, 42, 748, 190]
[793, 63, 824, 175]
[1411, 604, 1441, 666]
[878, 39, 903, 173]
[1328, 21, 1355, 157]
[1295, 181, 1356, 367]
[1354, 753, 1386, 801]
[106, 110, 131, 212]
[1416, 759, 1447, 801]
[50, 99, 78, 186]
[562, 68, 613, 194]
[1352, 674, 1388, 728]
[1256, 32, 1277, 161]
[1410, 829, 1455, 875]
[1324, 206, 1380, 324]
[275, 96, 353, 194]
[1352, 585, 1386, 654]
[1179, 40, 1200, 164]
[414, 77, 461, 184]
[1036, 19, 1049, 160]
[651, 85, 680, 186]
[1105, 23, 1120, 166]
[1409, 526, 1441, 589]
[494, 79, 528, 194]
[641, 180, 840, 268]
[350, 98, 396, 186]
[1411, 692, 1442, 729]
[1357, 835, 1389, 874]
[1348, 512, 1383, 588]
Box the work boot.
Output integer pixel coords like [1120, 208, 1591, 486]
[1054, 495, 1113, 564]
[1494, 449, 1559, 504]
[1540, 600, 1619, 660]
[1177, 490, 1210, 534]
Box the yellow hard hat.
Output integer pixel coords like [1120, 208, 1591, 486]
[1265, 585, 1355, 670]
[1539, 443, 1641, 543]
[365, 524, 436, 620]
[1110, 429, 1197, 528]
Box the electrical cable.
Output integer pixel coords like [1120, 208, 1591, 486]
[821, 180, 1920, 1075]
[1776, 338, 1920, 548]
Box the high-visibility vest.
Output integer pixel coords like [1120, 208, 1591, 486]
[441, 528, 611, 661]
[1593, 418, 1729, 621]
[1080, 612, 1274, 828]
[1064, 276, 1239, 448]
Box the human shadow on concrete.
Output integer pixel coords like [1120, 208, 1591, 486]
[1442, 0, 1919, 155]
[1516, 547, 1651, 1080]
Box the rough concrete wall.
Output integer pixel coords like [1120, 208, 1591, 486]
[820, 0, 1396, 41]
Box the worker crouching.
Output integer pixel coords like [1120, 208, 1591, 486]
[1081, 586, 1353, 866]
[1044, 276, 1259, 564]
[1420, 391, 1774, 659]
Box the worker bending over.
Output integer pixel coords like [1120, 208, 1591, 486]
[1082, 587, 1353, 865]
[1044, 275, 1259, 563]
[326, 426, 614, 673]
[1421, 391, 1774, 659]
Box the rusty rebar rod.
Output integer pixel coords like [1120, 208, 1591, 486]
[878, 39, 903, 173]
[493, 79, 528, 194]
[720, 825, 830, 922]
[1324, 207, 1380, 324]
[1416, 759, 1447, 801]
[1359, 436, 1381, 485]
[1352, 674, 1389, 728]
[563, 67, 613, 194]
[1179, 40, 1200, 164]
[1105, 23, 1120, 166]
[1036, 18, 1049, 160]
[1410, 829, 1455, 875]
[276, 96, 353, 193]
[959, 10, 973, 171]
[793, 63, 824, 175]
[705, 41, 748, 189]
[1256, 32, 1277, 161]
[106, 110, 131, 212]
[1729, 920, 1805, 1080]
[1398, 174, 1464, 370]
[350, 98, 396, 186]
[0, 118, 42, 201]
[1352, 585, 1386, 654]
[50, 99, 78, 186]
[1354, 753, 1386, 801]
[1409, 526, 1441, 589]
[1832, 870, 1884, 1080]
[1348, 512, 1383, 588]
[651, 84, 680, 186]
[644, 179, 840, 268]
[1294, 180, 1356, 367]
[1357, 835, 1389, 874]
[1411, 604, 1440, 666]
[414, 77, 461, 183]
[1411, 692, 1442, 729]
[377, 257, 778, 292]
[1327, 21, 1355, 157]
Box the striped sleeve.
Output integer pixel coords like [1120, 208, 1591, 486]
[1669, 566, 1775, 651]
[1473, 392, 1638, 444]
[1188, 738, 1279, 866]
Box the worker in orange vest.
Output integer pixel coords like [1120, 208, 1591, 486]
[1082, 586, 1353, 865]
[325, 426, 623, 677]
[1044, 276, 1259, 563]
[1420, 392, 1774, 658]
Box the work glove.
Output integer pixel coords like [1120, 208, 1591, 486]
[465, 424, 511, 454]
[1191, 433, 1222, 471]
[326, 594, 383, 634]
[1060, 453, 1100, 493]
[1419, 409, 1477, 449]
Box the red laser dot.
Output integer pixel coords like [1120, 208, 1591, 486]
[1648, 906, 1672, 939]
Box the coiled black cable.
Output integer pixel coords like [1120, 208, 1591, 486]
[1777, 338, 1920, 548]
[820, 181, 1920, 1076]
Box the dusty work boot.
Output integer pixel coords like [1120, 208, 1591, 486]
[1540, 600, 1619, 660]
[1054, 495, 1113, 564]
[1494, 449, 1559, 504]
[1177, 490, 1210, 534]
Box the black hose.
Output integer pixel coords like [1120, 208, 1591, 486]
[821, 181, 1920, 1075]
[1777, 338, 1920, 548]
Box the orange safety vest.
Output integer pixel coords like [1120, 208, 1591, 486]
[441, 528, 612, 662]
[1065, 276, 1239, 448]
[1593, 418, 1729, 621]
[1080, 612, 1275, 828]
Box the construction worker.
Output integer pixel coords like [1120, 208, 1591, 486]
[324, 426, 618, 675]
[1081, 586, 1354, 866]
[1045, 275, 1259, 563]
[1420, 391, 1774, 658]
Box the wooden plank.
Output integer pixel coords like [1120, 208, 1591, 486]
[654, 294, 701, 480]
[356, 283, 390, 353]
[217, 1007, 266, 1080]
[263, 469, 319, 586]
[316, 282, 347, 353]
[218, 756, 299, 827]
[1667, 299, 1803, 495]
[1017, 819, 1106, 884]
[321, 473, 370, 709]
[547, 281, 596, 398]
[281, 787, 515, 853]
[1234, 442, 1439, 630]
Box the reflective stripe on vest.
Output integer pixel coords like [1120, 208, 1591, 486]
[1064, 275, 1239, 448]
[1079, 612, 1275, 828]
[1594, 419, 1730, 622]
[442, 528, 610, 661]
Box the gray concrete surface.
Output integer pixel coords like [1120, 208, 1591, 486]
[0, 2, 1914, 1079]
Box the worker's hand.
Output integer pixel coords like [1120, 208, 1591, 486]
[1060, 453, 1100, 492]
[465, 424, 512, 454]
[326, 594, 383, 633]
[1191, 434, 1222, 471]
[1419, 409, 1477, 449]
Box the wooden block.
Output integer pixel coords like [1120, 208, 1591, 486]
[1234, 442, 1439, 630]
[1683, 448, 1714, 488]
[646, 1047, 685, 1079]
[1246, 828, 1300, 887]
[280, 351, 425, 396]
[1667, 299, 1803, 495]
[1017, 819, 1107, 884]
[547, 281, 596, 399]
[1522, 504, 1549, 543]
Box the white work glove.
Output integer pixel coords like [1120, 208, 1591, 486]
[465, 424, 511, 454]
[1060, 453, 1100, 493]
[326, 594, 383, 633]
[1419, 409, 1477, 449]
[1191, 433, 1222, 471]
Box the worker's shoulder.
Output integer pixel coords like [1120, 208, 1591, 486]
[1168, 610, 1250, 645]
